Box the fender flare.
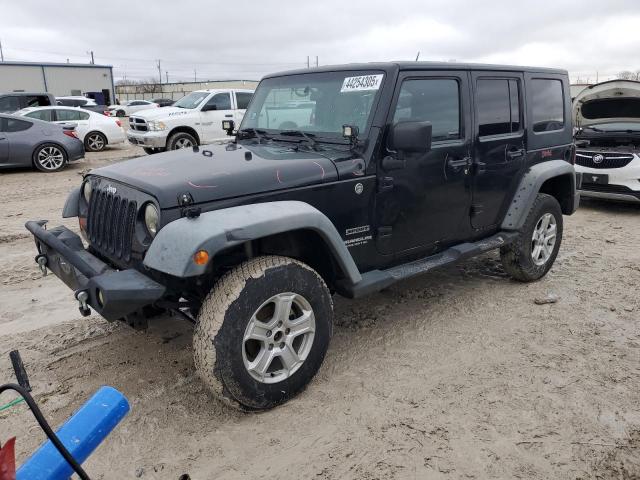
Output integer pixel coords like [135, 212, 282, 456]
[501, 160, 577, 231]
[62, 186, 80, 218]
[144, 200, 363, 283]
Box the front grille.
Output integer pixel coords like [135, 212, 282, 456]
[87, 189, 137, 262]
[576, 151, 634, 169]
[129, 117, 148, 132]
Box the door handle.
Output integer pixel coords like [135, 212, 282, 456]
[506, 148, 525, 159]
[224, 114, 233, 118]
[447, 158, 469, 168]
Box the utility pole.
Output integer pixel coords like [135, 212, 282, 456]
[194, 69, 197, 82]
[415, 51, 420, 61]
[315, 56, 318, 67]
[307, 56, 310, 68]
[165, 71, 168, 83]
[0, 39, 4, 62]
[90, 51, 94, 64]
[156, 59, 162, 85]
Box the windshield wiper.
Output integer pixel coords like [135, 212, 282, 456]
[278, 130, 320, 150]
[238, 128, 270, 143]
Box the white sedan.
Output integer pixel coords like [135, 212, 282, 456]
[17, 106, 126, 152]
[106, 100, 158, 117]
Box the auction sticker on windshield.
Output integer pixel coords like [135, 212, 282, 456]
[341, 74, 384, 92]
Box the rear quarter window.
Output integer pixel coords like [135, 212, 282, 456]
[531, 79, 564, 133]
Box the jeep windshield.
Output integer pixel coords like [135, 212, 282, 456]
[173, 91, 209, 109]
[240, 70, 385, 140]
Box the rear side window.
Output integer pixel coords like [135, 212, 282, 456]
[56, 109, 82, 121]
[393, 78, 460, 141]
[26, 110, 54, 122]
[236, 92, 252, 110]
[26, 95, 51, 108]
[5, 118, 32, 132]
[477, 79, 521, 136]
[531, 79, 564, 132]
[0, 96, 20, 113]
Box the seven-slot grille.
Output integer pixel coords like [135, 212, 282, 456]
[575, 151, 634, 169]
[129, 117, 148, 132]
[87, 189, 137, 262]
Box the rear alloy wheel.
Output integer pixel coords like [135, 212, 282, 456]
[85, 132, 107, 152]
[33, 144, 67, 172]
[167, 132, 197, 150]
[194, 256, 333, 410]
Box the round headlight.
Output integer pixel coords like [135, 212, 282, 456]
[82, 180, 92, 203]
[144, 203, 159, 237]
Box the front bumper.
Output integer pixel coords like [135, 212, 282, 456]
[25, 221, 165, 321]
[127, 130, 167, 148]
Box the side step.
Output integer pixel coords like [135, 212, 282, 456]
[340, 231, 518, 298]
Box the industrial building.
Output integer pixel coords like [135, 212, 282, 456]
[115, 79, 259, 102]
[0, 61, 115, 105]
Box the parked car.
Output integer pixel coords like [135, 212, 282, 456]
[0, 113, 83, 172]
[0, 92, 56, 114]
[106, 100, 158, 117]
[126, 89, 253, 154]
[574, 79, 640, 202]
[25, 62, 579, 409]
[56, 96, 108, 115]
[16, 106, 126, 152]
[151, 98, 174, 107]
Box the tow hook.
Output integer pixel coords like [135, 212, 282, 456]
[35, 254, 48, 276]
[75, 290, 91, 317]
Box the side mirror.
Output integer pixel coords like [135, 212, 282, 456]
[222, 120, 235, 136]
[390, 121, 432, 153]
[202, 104, 217, 112]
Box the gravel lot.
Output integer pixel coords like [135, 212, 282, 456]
[1, 145, 639, 479]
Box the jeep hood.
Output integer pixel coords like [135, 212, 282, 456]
[574, 80, 640, 127]
[89, 142, 362, 208]
[131, 106, 191, 120]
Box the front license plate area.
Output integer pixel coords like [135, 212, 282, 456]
[583, 173, 609, 185]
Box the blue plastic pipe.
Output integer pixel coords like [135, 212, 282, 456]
[17, 386, 130, 480]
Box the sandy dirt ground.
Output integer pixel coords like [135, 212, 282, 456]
[1, 145, 639, 479]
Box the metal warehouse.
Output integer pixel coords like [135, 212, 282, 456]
[0, 61, 115, 104]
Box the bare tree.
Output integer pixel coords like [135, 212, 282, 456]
[617, 70, 640, 81]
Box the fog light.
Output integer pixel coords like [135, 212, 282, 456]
[193, 250, 209, 265]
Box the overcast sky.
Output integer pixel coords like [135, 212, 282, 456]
[1, 0, 639, 84]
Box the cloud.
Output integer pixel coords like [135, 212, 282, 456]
[1, 0, 639, 83]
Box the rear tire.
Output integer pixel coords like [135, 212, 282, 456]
[33, 144, 67, 172]
[500, 193, 563, 282]
[167, 132, 197, 150]
[84, 131, 107, 152]
[194, 256, 333, 410]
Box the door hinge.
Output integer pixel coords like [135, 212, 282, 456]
[378, 176, 394, 193]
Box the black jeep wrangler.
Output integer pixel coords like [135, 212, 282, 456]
[26, 62, 580, 409]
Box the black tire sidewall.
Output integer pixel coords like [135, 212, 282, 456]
[513, 194, 563, 278]
[85, 131, 106, 152]
[33, 143, 68, 172]
[168, 132, 196, 150]
[214, 262, 332, 410]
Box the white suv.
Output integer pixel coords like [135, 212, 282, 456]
[574, 80, 640, 203]
[127, 89, 253, 154]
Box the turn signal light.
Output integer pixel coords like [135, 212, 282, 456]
[193, 250, 209, 265]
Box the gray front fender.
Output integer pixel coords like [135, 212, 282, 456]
[144, 201, 363, 283]
[501, 160, 576, 231]
[62, 187, 80, 218]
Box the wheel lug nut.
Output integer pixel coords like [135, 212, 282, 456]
[279, 342, 285, 349]
[277, 321, 283, 327]
[269, 344, 273, 350]
[285, 328, 290, 334]
[266, 330, 272, 337]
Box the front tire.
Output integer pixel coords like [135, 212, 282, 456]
[167, 132, 197, 150]
[194, 256, 333, 410]
[33, 144, 67, 172]
[85, 131, 107, 152]
[500, 193, 563, 282]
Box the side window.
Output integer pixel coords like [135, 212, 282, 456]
[392, 78, 460, 141]
[26, 95, 50, 107]
[5, 118, 32, 133]
[0, 96, 20, 113]
[56, 109, 81, 121]
[235, 92, 252, 110]
[79, 111, 90, 120]
[477, 79, 521, 137]
[204, 93, 232, 111]
[26, 110, 54, 122]
[531, 79, 564, 133]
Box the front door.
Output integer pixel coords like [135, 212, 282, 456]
[199, 92, 234, 142]
[376, 71, 472, 255]
[471, 73, 526, 230]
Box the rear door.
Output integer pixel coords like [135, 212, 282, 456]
[199, 92, 233, 142]
[54, 109, 90, 139]
[376, 70, 473, 255]
[471, 72, 526, 230]
[234, 91, 252, 126]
